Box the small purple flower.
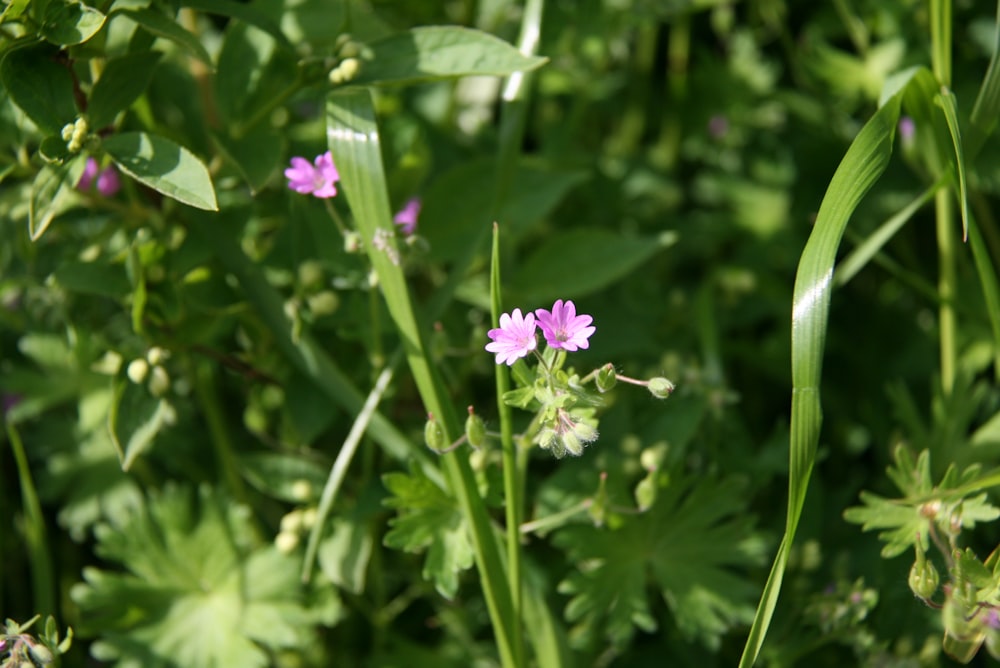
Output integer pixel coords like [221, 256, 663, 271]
[485, 308, 538, 365]
[77, 158, 121, 196]
[899, 116, 915, 143]
[77, 157, 99, 190]
[534, 299, 595, 352]
[393, 197, 421, 235]
[284, 151, 340, 198]
[708, 114, 729, 140]
[984, 608, 1000, 630]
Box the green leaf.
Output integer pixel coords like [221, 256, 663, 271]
[554, 475, 765, 649]
[88, 51, 163, 129]
[181, 0, 293, 51]
[212, 127, 283, 194]
[350, 26, 548, 86]
[108, 377, 173, 471]
[318, 516, 373, 594]
[113, 7, 213, 68]
[104, 131, 218, 210]
[52, 260, 131, 298]
[29, 155, 88, 241]
[238, 452, 328, 503]
[39, 0, 106, 46]
[70, 485, 336, 668]
[0, 43, 78, 135]
[215, 20, 279, 124]
[382, 467, 474, 599]
[967, 1, 1000, 158]
[511, 229, 676, 303]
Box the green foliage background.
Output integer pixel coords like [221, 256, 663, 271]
[2, 0, 1000, 666]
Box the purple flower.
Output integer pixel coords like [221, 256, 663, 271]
[985, 608, 1000, 630]
[77, 158, 122, 196]
[708, 114, 729, 139]
[534, 299, 595, 352]
[485, 308, 538, 365]
[899, 116, 915, 142]
[393, 197, 421, 235]
[284, 151, 340, 198]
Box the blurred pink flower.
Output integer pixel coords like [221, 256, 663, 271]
[485, 308, 538, 365]
[393, 197, 421, 235]
[77, 158, 121, 196]
[285, 151, 340, 198]
[535, 299, 595, 351]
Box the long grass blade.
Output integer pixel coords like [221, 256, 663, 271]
[740, 93, 902, 667]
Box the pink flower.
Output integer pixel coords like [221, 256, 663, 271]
[485, 308, 537, 365]
[284, 151, 339, 198]
[534, 299, 595, 351]
[393, 197, 421, 235]
[77, 158, 121, 196]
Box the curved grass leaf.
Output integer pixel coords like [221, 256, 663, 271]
[350, 26, 547, 86]
[967, 1, 1000, 158]
[327, 87, 519, 668]
[739, 92, 903, 668]
[104, 131, 218, 211]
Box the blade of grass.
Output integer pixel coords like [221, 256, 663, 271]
[327, 88, 519, 668]
[739, 93, 902, 668]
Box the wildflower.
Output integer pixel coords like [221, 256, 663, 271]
[899, 116, 915, 142]
[393, 197, 421, 235]
[485, 308, 537, 365]
[284, 151, 340, 198]
[534, 299, 595, 352]
[77, 158, 122, 196]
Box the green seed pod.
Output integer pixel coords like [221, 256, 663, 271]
[635, 471, 658, 511]
[424, 413, 447, 453]
[465, 407, 487, 448]
[307, 290, 340, 317]
[647, 377, 675, 399]
[596, 363, 617, 393]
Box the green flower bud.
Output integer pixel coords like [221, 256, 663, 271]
[280, 509, 304, 533]
[298, 260, 324, 288]
[344, 231, 362, 253]
[647, 377, 675, 399]
[29, 642, 54, 665]
[275, 530, 300, 554]
[126, 358, 149, 384]
[424, 413, 447, 453]
[290, 479, 313, 502]
[148, 365, 170, 396]
[465, 406, 487, 448]
[146, 346, 168, 366]
[300, 507, 318, 529]
[596, 363, 617, 393]
[635, 471, 658, 511]
[307, 290, 340, 317]
[61, 123, 75, 141]
[908, 554, 939, 601]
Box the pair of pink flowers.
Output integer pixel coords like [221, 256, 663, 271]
[486, 299, 596, 366]
[77, 157, 121, 196]
[284, 151, 420, 234]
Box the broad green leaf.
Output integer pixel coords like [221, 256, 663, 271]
[108, 377, 173, 471]
[423, 159, 588, 263]
[181, 0, 293, 51]
[511, 228, 676, 304]
[212, 127, 283, 193]
[113, 7, 213, 67]
[215, 20, 278, 125]
[740, 89, 903, 668]
[318, 516, 373, 594]
[87, 51, 163, 129]
[39, 0, 105, 46]
[555, 475, 765, 649]
[350, 26, 547, 86]
[71, 486, 336, 668]
[383, 467, 474, 599]
[0, 44, 78, 135]
[0, 0, 30, 20]
[29, 155, 88, 241]
[104, 131, 218, 210]
[238, 452, 328, 503]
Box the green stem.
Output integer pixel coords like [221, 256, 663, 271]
[192, 360, 248, 502]
[6, 421, 54, 616]
[930, 0, 955, 394]
[230, 75, 304, 140]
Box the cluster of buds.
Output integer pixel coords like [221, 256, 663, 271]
[275, 479, 319, 553]
[328, 34, 368, 85]
[60, 117, 88, 153]
[1, 616, 71, 667]
[126, 346, 173, 399]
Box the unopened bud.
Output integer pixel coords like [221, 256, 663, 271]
[275, 530, 300, 553]
[280, 510, 303, 533]
[126, 358, 149, 384]
[635, 471, 658, 511]
[146, 346, 168, 365]
[465, 406, 487, 448]
[61, 123, 75, 141]
[298, 260, 324, 288]
[908, 538, 939, 601]
[290, 479, 313, 502]
[596, 363, 617, 392]
[344, 231, 362, 253]
[307, 290, 339, 316]
[28, 642, 54, 665]
[300, 507, 318, 529]
[424, 413, 447, 452]
[647, 377, 675, 399]
[148, 365, 170, 396]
